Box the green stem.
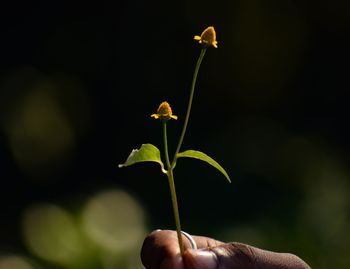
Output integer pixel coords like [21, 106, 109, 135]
[172, 48, 207, 167]
[163, 122, 185, 255]
[167, 169, 184, 255]
[161, 48, 208, 255]
[163, 122, 172, 169]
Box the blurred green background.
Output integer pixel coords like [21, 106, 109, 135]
[1, 1, 350, 268]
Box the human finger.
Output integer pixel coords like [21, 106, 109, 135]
[141, 230, 222, 269]
[183, 242, 311, 269]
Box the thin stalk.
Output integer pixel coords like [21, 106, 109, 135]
[167, 169, 184, 255]
[163, 122, 172, 169]
[163, 122, 185, 255]
[161, 48, 208, 255]
[172, 48, 207, 167]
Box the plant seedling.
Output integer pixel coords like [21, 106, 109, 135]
[119, 26, 231, 255]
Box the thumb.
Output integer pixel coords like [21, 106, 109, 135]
[183, 242, 311, 269]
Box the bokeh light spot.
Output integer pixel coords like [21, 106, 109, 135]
[81, 189, 147, 253]
[22, 204, 84, 265]
[5, 87, 75, 173]
[0, 255, 34, 269]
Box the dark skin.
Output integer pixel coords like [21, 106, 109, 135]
[141, 230, 311, 269]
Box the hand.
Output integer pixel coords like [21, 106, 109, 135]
[141, 230, 311, 269]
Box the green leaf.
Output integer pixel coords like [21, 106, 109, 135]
[177, 150, 231, 183]
[118, 144, 165, 172]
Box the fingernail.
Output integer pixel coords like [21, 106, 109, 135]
[185, 249, 217, 269]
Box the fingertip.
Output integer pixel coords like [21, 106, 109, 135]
[183, 249, 217, 269]
[141, 230, 182, 269]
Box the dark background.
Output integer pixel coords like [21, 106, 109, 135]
[1, 1, 350, 268]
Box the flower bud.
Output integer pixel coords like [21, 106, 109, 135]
[151, 101, 178, 121]
[194, 26, 218, 48]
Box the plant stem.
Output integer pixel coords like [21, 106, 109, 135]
[162, 48, 208, 255]
[163, 122, 172, 169]
[172, 48, 207, 167]
[167, 169, 184, 255]
[163, 122, 185, 255]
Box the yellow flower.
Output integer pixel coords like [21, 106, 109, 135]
[151, 101, 178, 121]
[194, 26, 218, 48]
